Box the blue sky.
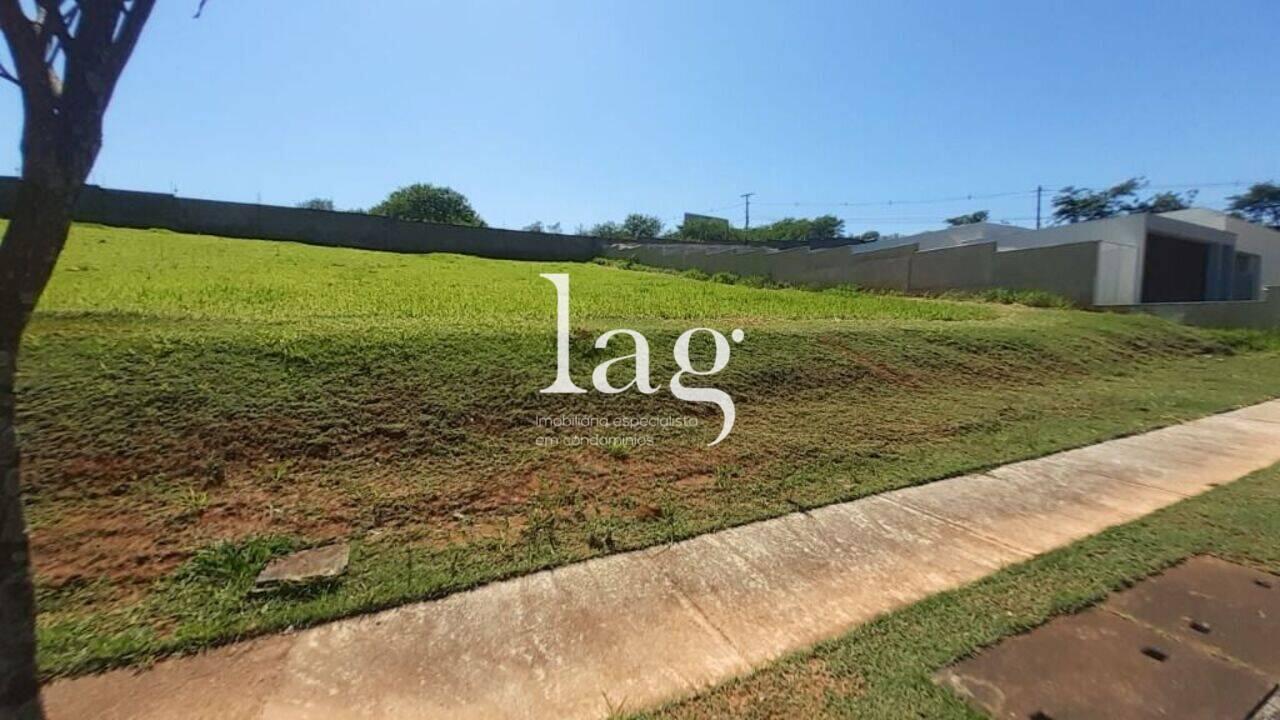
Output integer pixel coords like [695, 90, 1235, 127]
[3, 1, 1277, 235]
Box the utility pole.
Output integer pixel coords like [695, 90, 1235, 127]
[1035, 185, 1043, 229]
[740, 192, 754, 231]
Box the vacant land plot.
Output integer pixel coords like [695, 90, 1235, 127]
[15, 222, 1280, 677]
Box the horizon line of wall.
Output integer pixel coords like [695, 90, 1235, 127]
[0, 176, 606, 262]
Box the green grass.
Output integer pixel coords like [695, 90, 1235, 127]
[635, 461, 1280, 720]
[42, 225, 988, 325]
[14, 221, 1280, 678]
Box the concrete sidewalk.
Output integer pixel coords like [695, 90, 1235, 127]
[44, 401, 1280, 720]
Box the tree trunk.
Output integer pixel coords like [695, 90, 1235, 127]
[0, 179, 76, 720]
[0, 335, 39, 720]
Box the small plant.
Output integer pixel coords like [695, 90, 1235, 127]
[710, 271, 739, 285]
[172, 536, 297, 587]
[177, 488, 210, 517]
[939, 287, 1073, 309]
[585, 515, 618, 552]
[264, 460, 293, 488]
[714, 463, 741, 489]
[679, 268, 710, 281]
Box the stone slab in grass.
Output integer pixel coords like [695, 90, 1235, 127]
[1105, 555, 1280, 677]
[255, 544, 349, 588]
[936, 607, 1273, 720]
[937, 556, 1280, 720]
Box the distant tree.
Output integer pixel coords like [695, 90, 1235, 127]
[742, 215, 845, 244]
[1128, 190, 1196, 214]
[852, 230, 881, 243]
[1227, 182, 1280, 228]
[296, 198, 334, 211]
[807, 214, 845, 240]
[1052, 177, 1196, 224]
[678, 216, 738, 244]
[620, 213, 663, 239]
[587, 220, 624, 239]
[371, 183, 485, 226]
[945, 210, 989, 226]
[1052, 178, 1143, 224]
[587, 214, 664, 240]
[522, 221, 564, 234]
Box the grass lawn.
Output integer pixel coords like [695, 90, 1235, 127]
[634, 461, 1280, 719]
[16, 221, 1280, 678]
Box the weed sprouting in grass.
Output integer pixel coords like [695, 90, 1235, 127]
[603, 442, 631, 460]
[172, 536, 297, 587]
[175, 488, 210, 518]
[937, 287, 1075, 309]
[713, 464, 741, 490]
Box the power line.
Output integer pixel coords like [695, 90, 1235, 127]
[754, 214, 1043, 225]
[750, 180, 1253, 211]
[682, 179, 1263, 233]
[753, 189, 1037, 208]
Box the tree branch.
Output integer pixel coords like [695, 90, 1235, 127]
[34, 0, 75, 69]
[0, 0, 58, 110]
[105, 0, 154, 84]
[35, 0, 72, 45]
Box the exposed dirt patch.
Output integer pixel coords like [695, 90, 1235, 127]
[663, 656, 864, 719]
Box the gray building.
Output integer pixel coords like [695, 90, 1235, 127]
[856, 212, 1261, 306]
[605, 210, 1280, 325]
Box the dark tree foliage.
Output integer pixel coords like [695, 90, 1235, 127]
[296, 197, 334, 211]
[620, 213, 663, 239]
[588, 213, 664, 240]
[676, 216, 738, 243]
[1051, 177, 1196, 224]
[676, 214, 850, 244]
[945, 210, 989, 226]
[522, 220, 562, 234]
[371, 183, 486, 227]
[1227, 182, 1280, 228]
[1129, 190, 1197, 215]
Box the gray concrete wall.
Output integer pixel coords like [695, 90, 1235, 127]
[1109, 286, 1280, 329]
[0, 177, 603, 262]
[993, 241, 1099, 306]
[907, 242, 996, 292]
[603, 239, 1100, 301]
